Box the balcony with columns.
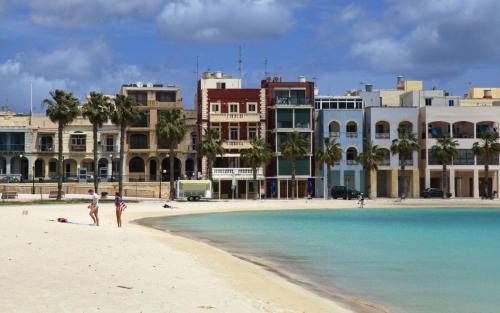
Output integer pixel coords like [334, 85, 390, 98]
[209, 112, 260, 123]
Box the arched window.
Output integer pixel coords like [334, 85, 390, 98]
[346, 147, 358, 165]
[329, 121, 340, 137]
[375, 121, 390, 139]
[129, 157, 145, 173]
[346, 121, 358, 137]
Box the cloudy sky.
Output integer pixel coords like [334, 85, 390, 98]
[1, 0, 500, 112]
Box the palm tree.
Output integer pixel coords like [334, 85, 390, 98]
[430, 136, 458, 198]
[43, 90, 80, 200]
[356, 141, 385, 199]
[82, 92, 111, 194]
[390, 127, 419, 199]
[156, 108, 187, 200]
[315, 137, 342, 199]
[472, 131, 500, 199]
[281, 132, 309, 199]
[241, 138, 272, 199]
[110, 95, 140, 196]
[198, 128, 224, 182]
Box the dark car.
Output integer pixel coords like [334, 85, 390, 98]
[331, 186, 361, 200]
[421, 188, 451, 198]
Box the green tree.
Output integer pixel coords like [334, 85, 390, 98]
[156, 108, 187, 200]
[43, 90, 80, 200]
[356, 141, 385, 199]
[82, 92, 111, 194]
[430, 136, 458, 198]
[281, 132, 309, 199]
[241, 138, 272, 199]
[315, 137, 342, 199]
[110, 95, 140, 196]
[472, 131, 500, 198]
[198, 128, 224, 182]
[390, 127, 419, 199]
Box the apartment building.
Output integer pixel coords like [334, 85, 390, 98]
[196, 71, 266, 198]
[0, 109, 32, 181]
[262, 76, 315, 198]
[315, 96, 364, 197]
[121, 83, 196, 182]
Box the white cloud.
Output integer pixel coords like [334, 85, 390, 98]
[18, 0, 164, 27]
[157, 0, 297, 43]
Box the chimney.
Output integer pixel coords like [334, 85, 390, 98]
[214, 71, 223, 79]
[298, 76, 306, 83]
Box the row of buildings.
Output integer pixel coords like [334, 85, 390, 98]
[0, 73, 499, 199]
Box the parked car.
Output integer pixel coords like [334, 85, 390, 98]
[330, 186, 361, 200]
[421, 188, 451, 198]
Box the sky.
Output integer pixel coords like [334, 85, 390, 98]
[1, 0, 500, 113]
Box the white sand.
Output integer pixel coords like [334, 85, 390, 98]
[1, 198, 497, 313]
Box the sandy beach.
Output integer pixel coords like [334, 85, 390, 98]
[1, 198, 498, 313]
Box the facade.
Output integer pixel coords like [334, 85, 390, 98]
[420, 106, 500, 198]
[315, 96, 364, 197]
[196, 71, 266, 199]
[262, 76, 315, 198]
[121, 83, 196, 182]
[0, 110, 31, 181]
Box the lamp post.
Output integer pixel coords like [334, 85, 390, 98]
[109, 154, 113, 182]
[19, 154, 24, 183]
[32, 165, 35, 194]
[159, 169, 166, 199]
[62, 156, 65, 183]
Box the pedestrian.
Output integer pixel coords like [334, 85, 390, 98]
[357, 193, 365, 208]
[114, 192, 126, 227]
[88, 189, 99, 226]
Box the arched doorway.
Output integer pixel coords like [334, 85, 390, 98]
[0, 156, 6, 175]
[34, 159, 45, 178]
[161, 157, 181, 180]
[10, 156, 29, 180]
[98, 158, 109, 179]
[185, 158, 194, 178]
[149, 159, 157, 181]
[129, 157, 145, 181]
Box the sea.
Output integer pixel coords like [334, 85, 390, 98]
[146, 208, 500, 313]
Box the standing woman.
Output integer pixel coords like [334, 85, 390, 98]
[88, 189, 99, 226]
[114, 192, 125, 227]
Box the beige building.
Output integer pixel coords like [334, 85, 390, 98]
[121, 83, 196, 182]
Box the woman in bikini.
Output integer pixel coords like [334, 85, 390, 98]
[114, 192, 124, 227]
[88, 189, 99, 226]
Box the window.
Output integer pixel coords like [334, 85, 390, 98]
[105, 137, 114, 152]
[277, 109, 293, 128]
[425, 98, 432, 106]
[346, 122, 357, 133]
[156, 91, 176, 102]
[229, 127, 239, 140]
[453, 149, 475, 165]
[295, 109, 311, 128]
[129, 157, 145, 173]
[229, 103, 239, 113]
[448, 99, 455, 106]
[248, 128, 257, 140]
[49, 161, 57, 172]
[128, 91, 147, 106]
[132, 112, 149, 127]
[211, 103, 220, 113]
[40, 135, 53, 151]
[129, 134, 148, 149]
[70, 134, 86, 151]
[216, 82, 226, 89]
[247, 103, 257, 113]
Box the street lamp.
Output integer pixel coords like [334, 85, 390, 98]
[62, 156, 65, 183]
[159, 169, 166, 199]
[19, 154, 24, 183]
[32, 165, 35, 194]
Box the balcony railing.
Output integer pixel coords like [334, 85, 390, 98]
[399, 159, 414, 166]
[346, 159, 358, 165]
[39, 144, 54, 152]
[377, 159, 390, 166]
[0, 144, 25, 152]
[222, 140, 252, 150]
[346, 132, 358, 138]
[103, 145, 115, 152]
[329, 132, 340, 138]
[274, 97, 311, 105]
[210, 113, 260, 122]
[212, 167, 264, 180]
[70, 144, 86, 152]
[375, 133, 390, 139]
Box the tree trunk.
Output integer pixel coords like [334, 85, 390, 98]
[253, 166, 257, 200]
[169, 147, 175, 200]
[441, 163, 446, 199]
[118, 125, 125, 196]
[401, 161, 406, 199]
[484, 162, 490, 199]
[93, 123, 99, 194]
[326, 164, 331, 199]
[57, 124, 63, 200]
[291, 158, 296, 199]
[366, 166, 371, 199]
[208, 158, 213, 182]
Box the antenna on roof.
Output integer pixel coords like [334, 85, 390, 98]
[238, 45, 243, 79]
[264, 57, 269, 78]
[195, 55, 199, 80]
[30, 80, 33, 124]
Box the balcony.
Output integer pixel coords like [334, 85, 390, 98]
[103, 145, 115, 152]
[70, 144, 86, 152]
[399, 159, 414, 166]
[148, 100, 182, 108]
[346, 132, 358, 138]
[212, 167, 264, 180]
[39, 144, 54, 152]
[377, 159, 390, 166]
[346, 159, 358, 165]
[0, 144, 25, 152]
[273, 97, 311, 106]
[329, 132, 340, 138]
[222, 140, 252, 150]
[375, 133, 390, 139]
[210, 113, 260, 123]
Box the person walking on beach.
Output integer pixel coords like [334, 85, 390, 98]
[114, 192, 126, 227]
[88, 189, 99, 226]
[357, 193, 365, 208]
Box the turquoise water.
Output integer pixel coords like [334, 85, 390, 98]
[149, 209, 500, 313]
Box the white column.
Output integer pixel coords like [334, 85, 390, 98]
[449, 167, 455, 198]
[425, 168, 431, 189]
[473, 169, 479, 199]
[5, 156, 11, 174]
[107, 159, 112, 178]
